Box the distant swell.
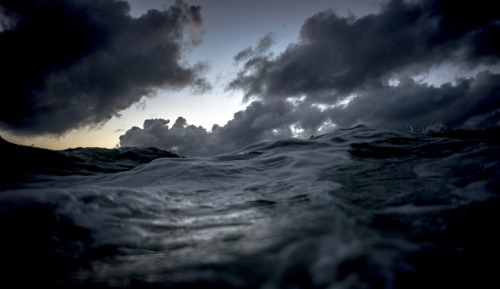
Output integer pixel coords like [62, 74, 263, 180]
[0, 136, 181, 189]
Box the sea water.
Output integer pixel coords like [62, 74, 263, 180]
[1, 125, 499, 288]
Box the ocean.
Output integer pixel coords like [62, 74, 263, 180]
[1, 124, 499, 289]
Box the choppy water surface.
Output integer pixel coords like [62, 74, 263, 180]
[1, 125, 499, 288]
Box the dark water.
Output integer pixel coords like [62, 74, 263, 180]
[1, 125, 499, 288]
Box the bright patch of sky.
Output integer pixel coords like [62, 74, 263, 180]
[411, 63, 500, 86]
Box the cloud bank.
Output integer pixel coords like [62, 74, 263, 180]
[119, 100, 322, 156]
[0, 0, 207, 135]
[228, 0, 500, 132]
[120, 0, 500, 156]
[229, 0, 500, 100]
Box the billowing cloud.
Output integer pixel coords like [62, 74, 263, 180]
[329, 71, 500, 130]
[118, 102, 271, 157]
[119, 98, 339, 156]
[229, 0, 500, 101]
[120, 117, 213, 157]
[121, 0, 500, 156]
[0, 0, 207, 135]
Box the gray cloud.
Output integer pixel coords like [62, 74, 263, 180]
[227, 0, 500, 130]
[121, 0, 500, 156]
[0, 0, 207, 135]
[230, 0, 500, 101]
[119, 117, 214, 157]
[119, 100, 295, 157]
[328, 71, 500, 130]
[119, 98, 340, 156]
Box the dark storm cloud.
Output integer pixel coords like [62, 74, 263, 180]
[233, 33, 275, 62]
[119, 99, 334, 156]
[121, 0, 500, 156]
[0, 0, 207, 135]
[229, 0, 500, 104]
[328, 71, 500, 130]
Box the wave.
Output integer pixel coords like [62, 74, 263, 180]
[0, 125, 499, 288]
[0, 136, 180, 189]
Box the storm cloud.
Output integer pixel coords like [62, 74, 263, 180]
[125, 0, 500, 156]
[330, 71, 500, 130]
[0, 0, 207, 135]
[119, 100, 328, 157]
[229, 0, 500, 100]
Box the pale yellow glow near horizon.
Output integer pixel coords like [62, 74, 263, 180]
[1, 127, 120, 150]
[2, 88, 247, 150]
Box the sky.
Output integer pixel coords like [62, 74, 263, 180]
[1, 0, 499, 156]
